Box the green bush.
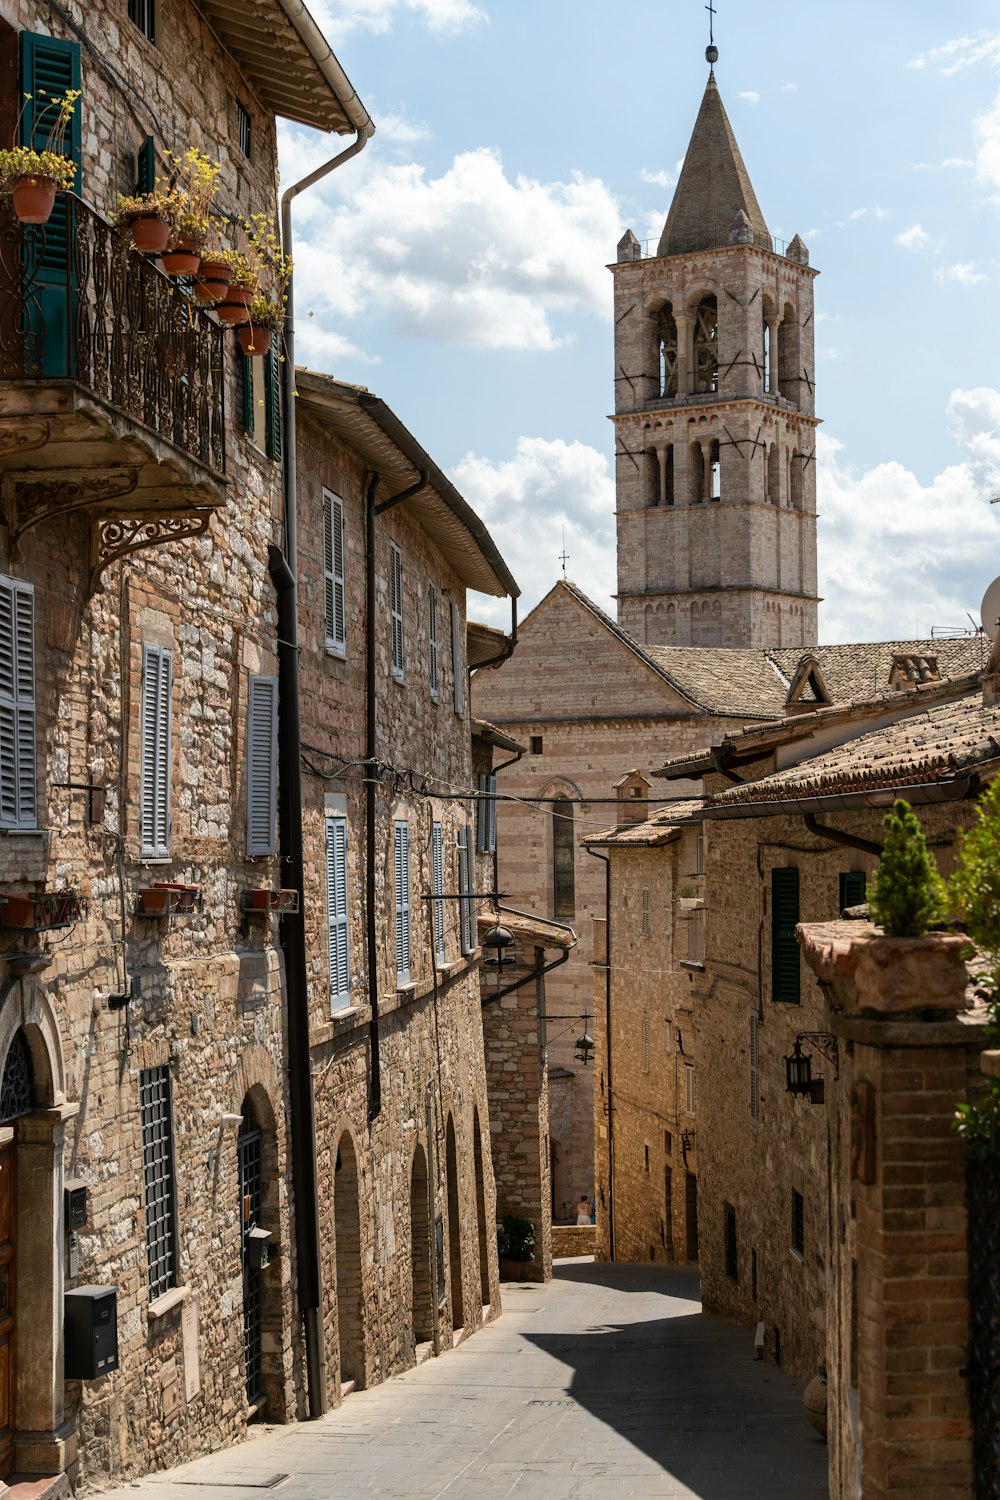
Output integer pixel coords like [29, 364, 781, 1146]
[949, 778, 1000, 1163]
[867, 799, 946, 938]
[497, 1214, 536, 1262]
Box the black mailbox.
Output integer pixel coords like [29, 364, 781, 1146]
[65, 1286, 118, 1379]
[64, 1180, 88, 1230]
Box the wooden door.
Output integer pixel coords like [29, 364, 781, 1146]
[0, 1142, 16, 1480]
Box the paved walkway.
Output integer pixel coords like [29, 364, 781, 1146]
[102, 1261, 828, 1500]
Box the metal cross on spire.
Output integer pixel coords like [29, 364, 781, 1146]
[559, 527, 569, 580]
[705, 1, 719, 67]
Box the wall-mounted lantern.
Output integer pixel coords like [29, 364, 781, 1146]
[574, 1027, 595, 1066]
[784, 1032, 839, 1105]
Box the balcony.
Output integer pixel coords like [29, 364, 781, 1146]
[0, 193, 227, 590]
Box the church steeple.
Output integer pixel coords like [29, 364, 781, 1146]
[658, 73, 770, 257]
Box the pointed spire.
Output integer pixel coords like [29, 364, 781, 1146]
[657, 74, 770, 257]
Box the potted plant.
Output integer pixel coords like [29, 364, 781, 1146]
[0, 87, 81, 224]
[214, 250, 257, 325]
[497, 1214, 536, 1280]
[113, 183, 174, 254]
[159, 146, 220, 277]
[236, 211, 291, 356]
[192, 233, 232, 304]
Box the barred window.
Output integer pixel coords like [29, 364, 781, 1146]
[128, 0, 155, 42]
[140, 1065, 178, 1302]
[792, 1189, 805, 1259]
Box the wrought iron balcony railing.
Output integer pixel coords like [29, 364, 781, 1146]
[0, 191, 225, 475]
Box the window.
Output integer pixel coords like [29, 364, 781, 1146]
[128, 0, 155, 42]
[325, 816, 350, 1010]
[0, 576, 36, 831]
[724, 1203, 738, 1282]
[476, 773, 497, 854]
[644, 1144, 650, 1174]
[457, 825, 475, 955]
[686, 907, 705, 964]
[451, 601, 464, 716]
[771, 867, 801, 1003]
[840, 870, 866, 912]
[791, 1189, 805, 1259]
[140, 644, 172, 858]
[432, 821, 445, 961]
[552, 797, 575, 919]
[237, 101, 252, 159]
[264, 342, 281, 461]
[240, 341, 281, 457]
[641, 887, 651, 938]
[749, 1013, 760, 1126]
[140, 1066, 177, 1302]
[685, 1065, 696, 1115]
[393, 819, 411, 983]
[390, 542, 404, 680]
[246, 675, 277, 856]
[428, 584, 439, 700]
[664, 1016, 672, 1054]
[694, 835, 705, 876]
[530, 735, 543, 756]
[323, 491, 346, 654]
[641, 1011, 650, 1073]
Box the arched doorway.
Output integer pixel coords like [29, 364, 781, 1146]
[237, 1099, 265, 1408]
[409, 1143, 433, 1347]
[0, 1032, 34, 1480]
[472, 1108, 490, 1308]
[334, 1133, 365, 1388]
[445, 1117, 464, 1333]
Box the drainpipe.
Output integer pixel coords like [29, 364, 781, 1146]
[470, 598, 519, 676]
[586, 848, 614, 1261]
[273, 109, 372, 1424]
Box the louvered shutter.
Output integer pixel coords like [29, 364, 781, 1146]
[390, 543, 404, 677]
[476, 774, 497, 853]
[323, 492, 345, 652]
[749, 1013, 760, 1124]
[428, 584, 439, 699]
[839, 870, 866, 911]
[20, 33, 82, 378]
[432, 821, 445, 960]
[771, 867, 801, 1003]
[458, 825, 474, 956]
[264, 338, 282, 460]
[140, 645, 172, 858]
[0, 578, 36, 830]
[451, 602, 464, 716]
[240, 352, 254, 435]
[394, 820, 411, 982]
[326, 816, 350, 1009]
[136, 135, 156, 194]
[246, 675, 277, 856]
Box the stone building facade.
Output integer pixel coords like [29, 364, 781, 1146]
[0, 2, 371, 1490]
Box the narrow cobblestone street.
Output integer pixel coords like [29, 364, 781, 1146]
[104, 1262, 828, 1500]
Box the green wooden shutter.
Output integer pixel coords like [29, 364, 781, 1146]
[136, 134, 156, 194]
[264, 338, 282, 460]
[771, 866, 800, 1004]
[839, 871, 867, 911]
[20, 32, 82, 378]
[240, 351, 254, 434]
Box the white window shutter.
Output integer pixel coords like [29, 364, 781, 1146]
[141, 645, 172, 858]
[246, 675, 278, 856]
[487, 774, 497, 852]
[451, 601, 464, 716]
[394, 819, 411, 981]
[432, 820, 445, 960]
[323, 492, 346, 652]
[428, 583, 439, 700]
[476, 774, 497, 854]
[0, 578, 36, 830]
[326, 816, 351, 1009]
[390, 542, 404, 678]
[458, 825, 475, 955]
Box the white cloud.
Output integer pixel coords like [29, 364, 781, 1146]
[909, 32, 1000, 75]
[911, 157, 974, 171]
[782, 83, 799, 92]
[975, 90, 1000, 198]
[895, 222, 932, 250]
[280, 143, 621, 361]
[738, 91, 761, 105]
[936, 261, 989, 285]
[310, 0, 485, 36]
[376, 112, 433, 144]
[817, 387, 1000, 642]
[458, 438, 615, 627]
[640, 163, 681, 190]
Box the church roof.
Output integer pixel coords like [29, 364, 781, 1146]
[657, 73, 771, 257]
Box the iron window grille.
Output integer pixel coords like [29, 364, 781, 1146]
[128, 0, 155, 42]
[791, 1188, 805, 1258]
[238, 1102, 264, 1403]
[237, 101, 252, 160]
[0, 1031, 35, 1121]
[140, 1065, 178, 1302]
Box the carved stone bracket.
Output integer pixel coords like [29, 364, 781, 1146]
[9, 468, 140, 548]
[89, 511, 213, 593]
[0, 421, 49, 459]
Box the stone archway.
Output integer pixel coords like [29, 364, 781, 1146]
[333, 1132, 365, 1390]
[236, 1082, 285, 1422]
[445, 1116, 464, 1334]
[0, 975, 75, 1479]
[409, 1143, 433, 1349]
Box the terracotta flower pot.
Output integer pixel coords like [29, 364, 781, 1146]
[128, 213, 170, 254]
[10, 175, 57, 225]
[217, 284, 254, 326]
[161, 234, 203, 277]
[193, 259, 230, 304]
[238, 323, 273, 357]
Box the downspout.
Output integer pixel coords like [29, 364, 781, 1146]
[802, 813, 882, 858]
[586, 847, 614, 1261]
[274, 115, 372, 1422]
[470, 598, 519, 676]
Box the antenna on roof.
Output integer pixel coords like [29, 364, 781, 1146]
[705, 1, 719, 68]
[980, 577, 1000, 642]
[559, 527, 569, 580]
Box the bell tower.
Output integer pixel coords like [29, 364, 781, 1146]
[612, 55, 820, 649]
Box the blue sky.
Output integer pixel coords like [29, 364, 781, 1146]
[280, 0, 1000, 642]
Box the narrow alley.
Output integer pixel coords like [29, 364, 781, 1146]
[103, 1262, 828, 1500]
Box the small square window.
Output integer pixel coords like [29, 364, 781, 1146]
[530, 735, 543, 755]
[791, 1189, 805, 1258]
[238, 102, 252, 160]
[128, 0, 155, 42]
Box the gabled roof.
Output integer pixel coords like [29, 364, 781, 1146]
[195, 0, 372, 134]
[786, 655, 831, 713]
[584, 798, 707, 849]
[295, 370, 518, 599]
[657, 73, 770, 257]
